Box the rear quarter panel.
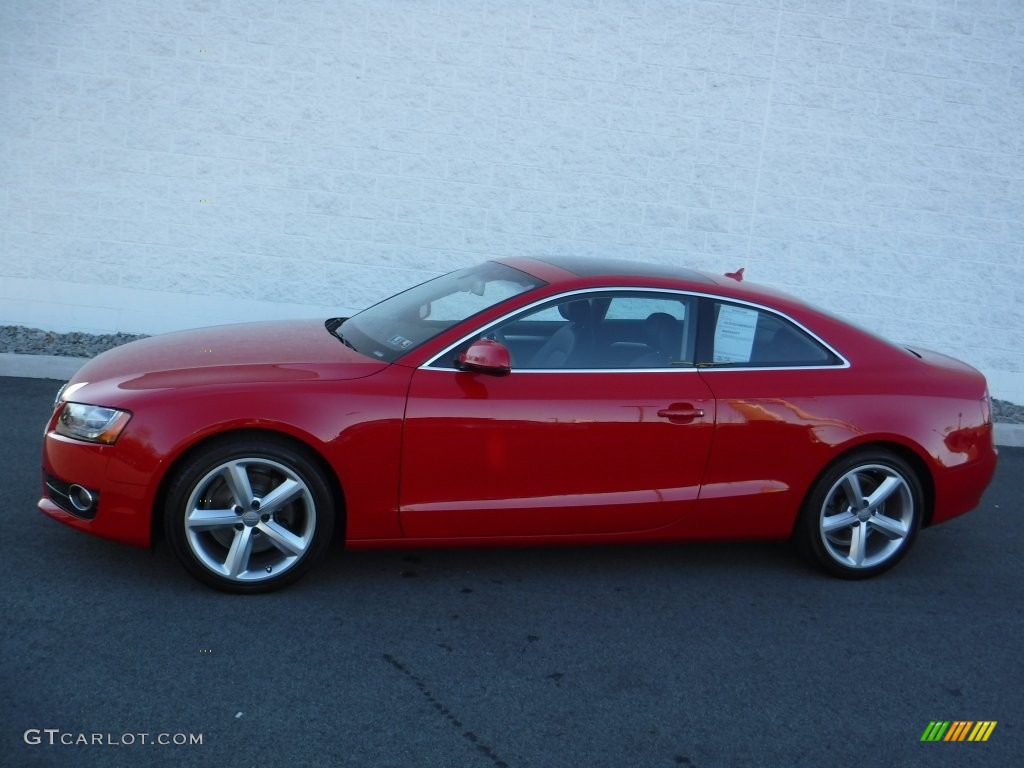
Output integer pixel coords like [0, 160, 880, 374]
[687, 348, 994, 540]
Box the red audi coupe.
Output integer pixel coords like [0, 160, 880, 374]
[40, 256, 997, 592]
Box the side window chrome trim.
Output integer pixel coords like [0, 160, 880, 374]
[421, 286, 850, 372]
[418, 366, 705, 374]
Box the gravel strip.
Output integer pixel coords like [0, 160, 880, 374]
[3, 324, 1022, 423]
[995, 399, 1024, 424]
[1, 325, 147, 358]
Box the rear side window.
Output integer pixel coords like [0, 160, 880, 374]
[706, 301, 839, 367]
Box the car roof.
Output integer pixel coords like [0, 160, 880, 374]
[524, 255, 717, 284]
[505, 255, 823, 313]
[499, 255, 894, 352]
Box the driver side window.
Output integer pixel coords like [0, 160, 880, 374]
[442, 291, 697, 370]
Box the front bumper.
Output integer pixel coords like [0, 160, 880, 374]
[39, 431, 154, 548]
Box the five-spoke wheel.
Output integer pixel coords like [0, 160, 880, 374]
[797, 449, 923, 578]
[165, 437, 335, 593]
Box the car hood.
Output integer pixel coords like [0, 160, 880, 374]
[68, 320, 388, 394]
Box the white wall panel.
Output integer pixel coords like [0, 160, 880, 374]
[0, 0, 1021, 400]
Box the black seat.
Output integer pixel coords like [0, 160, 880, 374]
[629, 312, 682, 367]
[527, 300, 594, 368]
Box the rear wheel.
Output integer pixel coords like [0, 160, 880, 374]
[797, 449, 922, 579]
[164, 436, 335, 593]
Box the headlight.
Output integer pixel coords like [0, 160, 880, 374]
[55, 403, 132, 444]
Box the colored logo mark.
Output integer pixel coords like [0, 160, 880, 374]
[920, 721, 997, 742]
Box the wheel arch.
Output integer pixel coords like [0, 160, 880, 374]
[791, 439, 936, 539]
[150, 427, 346, 548]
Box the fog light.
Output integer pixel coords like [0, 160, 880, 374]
[68, 484, 96, 514]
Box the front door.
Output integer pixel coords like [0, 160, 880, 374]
[398, 290, 717, 539]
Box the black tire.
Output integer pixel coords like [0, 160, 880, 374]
[796, 448, 923, 579]
[164, 435, 335, 593]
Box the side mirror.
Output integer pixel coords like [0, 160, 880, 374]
[456, 339, 511, 376]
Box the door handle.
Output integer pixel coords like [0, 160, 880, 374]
[656, 404, 705, 424]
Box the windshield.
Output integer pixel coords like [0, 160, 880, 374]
[340, 262, 544, 363]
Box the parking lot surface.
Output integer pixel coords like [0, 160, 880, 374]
[2, 376, 1020, 767]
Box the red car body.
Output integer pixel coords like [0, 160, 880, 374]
[39, 256, 997, 590]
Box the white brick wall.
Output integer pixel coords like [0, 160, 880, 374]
[1, 0, 1021, 401]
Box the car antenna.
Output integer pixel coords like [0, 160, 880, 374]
[724, 267, 744, 282]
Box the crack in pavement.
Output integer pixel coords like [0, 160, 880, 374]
[383, 653, 511, 768]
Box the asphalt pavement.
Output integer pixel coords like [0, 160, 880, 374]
[1, 376, 1021, 768]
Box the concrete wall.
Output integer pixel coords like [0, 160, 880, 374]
[1, 0, 1021, 401]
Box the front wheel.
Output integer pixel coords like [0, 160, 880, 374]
[797, 449, 923, 579]
[164, 436, 335, 593]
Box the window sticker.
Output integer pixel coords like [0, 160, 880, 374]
[714, 305, 758, 363]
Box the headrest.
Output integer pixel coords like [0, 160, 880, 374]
[558, 300, 591, 324]
[643, 312, 679, 350]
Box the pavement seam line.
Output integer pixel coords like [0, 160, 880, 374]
[382, 653, 511, 768]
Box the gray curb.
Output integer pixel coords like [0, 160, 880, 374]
[993, 423, 1024, 448]
[2, 352, 1021, 448]
[0, 353, 90, 380]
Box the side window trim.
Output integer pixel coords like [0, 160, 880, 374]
[422, 287, 850, 372]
